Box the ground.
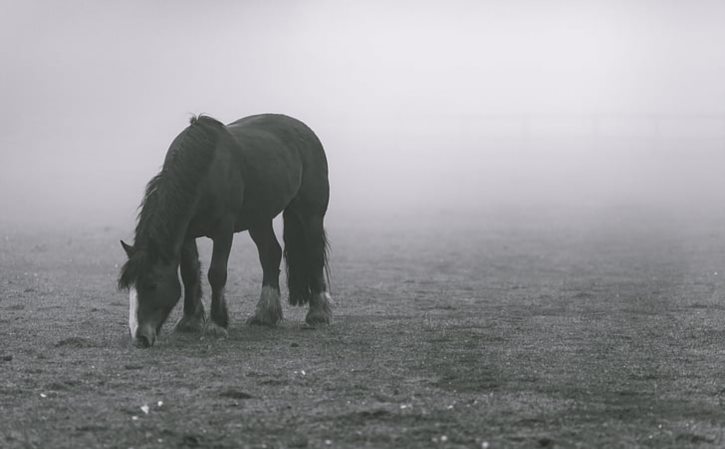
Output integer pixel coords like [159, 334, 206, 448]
[1, 205, 724, 449]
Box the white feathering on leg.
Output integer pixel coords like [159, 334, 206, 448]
[258, 285, 281, 316]
[306, 290, 332, 325]
[248, 285, 283, 325]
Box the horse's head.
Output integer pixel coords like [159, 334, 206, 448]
[119, 240, 181, 348]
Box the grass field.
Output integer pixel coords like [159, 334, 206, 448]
[1, 205, 724, 448]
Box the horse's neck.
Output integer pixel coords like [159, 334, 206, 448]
[161, 205, 195, 259]
[137, 192, 197, 261]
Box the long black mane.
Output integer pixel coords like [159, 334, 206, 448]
[118, 115, 225, 289]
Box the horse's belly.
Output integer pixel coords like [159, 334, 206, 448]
[233, 146, 303, 229]
[234, 184, 298, 230]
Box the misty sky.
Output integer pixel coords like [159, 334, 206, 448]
[1, 1, 724, 229]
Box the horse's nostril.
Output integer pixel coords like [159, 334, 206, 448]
[134, 335, 152, 348]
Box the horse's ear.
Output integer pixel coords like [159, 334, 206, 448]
[120, 240, 135, 258]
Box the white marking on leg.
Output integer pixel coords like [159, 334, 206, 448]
[311, 291, 332, 308]
[259, 285, 281, 311]
[129, 286, 139, 338]
[249, 285, 283, 325]
[307, 290, 332, 324]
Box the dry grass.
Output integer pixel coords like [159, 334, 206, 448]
[1, 208, 725, 448]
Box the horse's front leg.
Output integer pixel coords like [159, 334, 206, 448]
[206, 231, 233, 338]
[175, 238, 206, 333]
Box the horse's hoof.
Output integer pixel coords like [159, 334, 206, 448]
[247, 316, 278, 327]
[247, 310, 283, 327]
[175, 315, 205, 333]
[305, 293, 332, 326]
[304, 310, 331, 326]
[204, 321, 229, 339]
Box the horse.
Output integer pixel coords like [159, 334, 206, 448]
[118, 114, 332, 348]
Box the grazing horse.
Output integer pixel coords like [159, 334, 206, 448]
[118, 114, 332, 348]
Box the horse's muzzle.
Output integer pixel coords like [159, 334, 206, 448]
[132, 326, 156, 348]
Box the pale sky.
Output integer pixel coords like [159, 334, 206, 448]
[1, 1, 724, 228]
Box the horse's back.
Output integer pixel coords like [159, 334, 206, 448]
[227, 114, 321, 152]
[227, 113, 328, 200]
[223, 114, 329, 226]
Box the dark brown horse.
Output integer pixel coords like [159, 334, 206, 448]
[118, 114, 331, 348]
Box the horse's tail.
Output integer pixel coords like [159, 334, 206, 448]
[283, 207, 330, 305]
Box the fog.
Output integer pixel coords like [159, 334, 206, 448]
[2, 1, 724, 232]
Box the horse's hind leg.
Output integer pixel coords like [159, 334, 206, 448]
[284, 206, 332, 325]
[175, 238, 206, 333]
[304, 213, 332, 325]
[247, 221, 283, 326]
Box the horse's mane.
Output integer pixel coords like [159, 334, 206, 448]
[118, 115, 225, 289]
